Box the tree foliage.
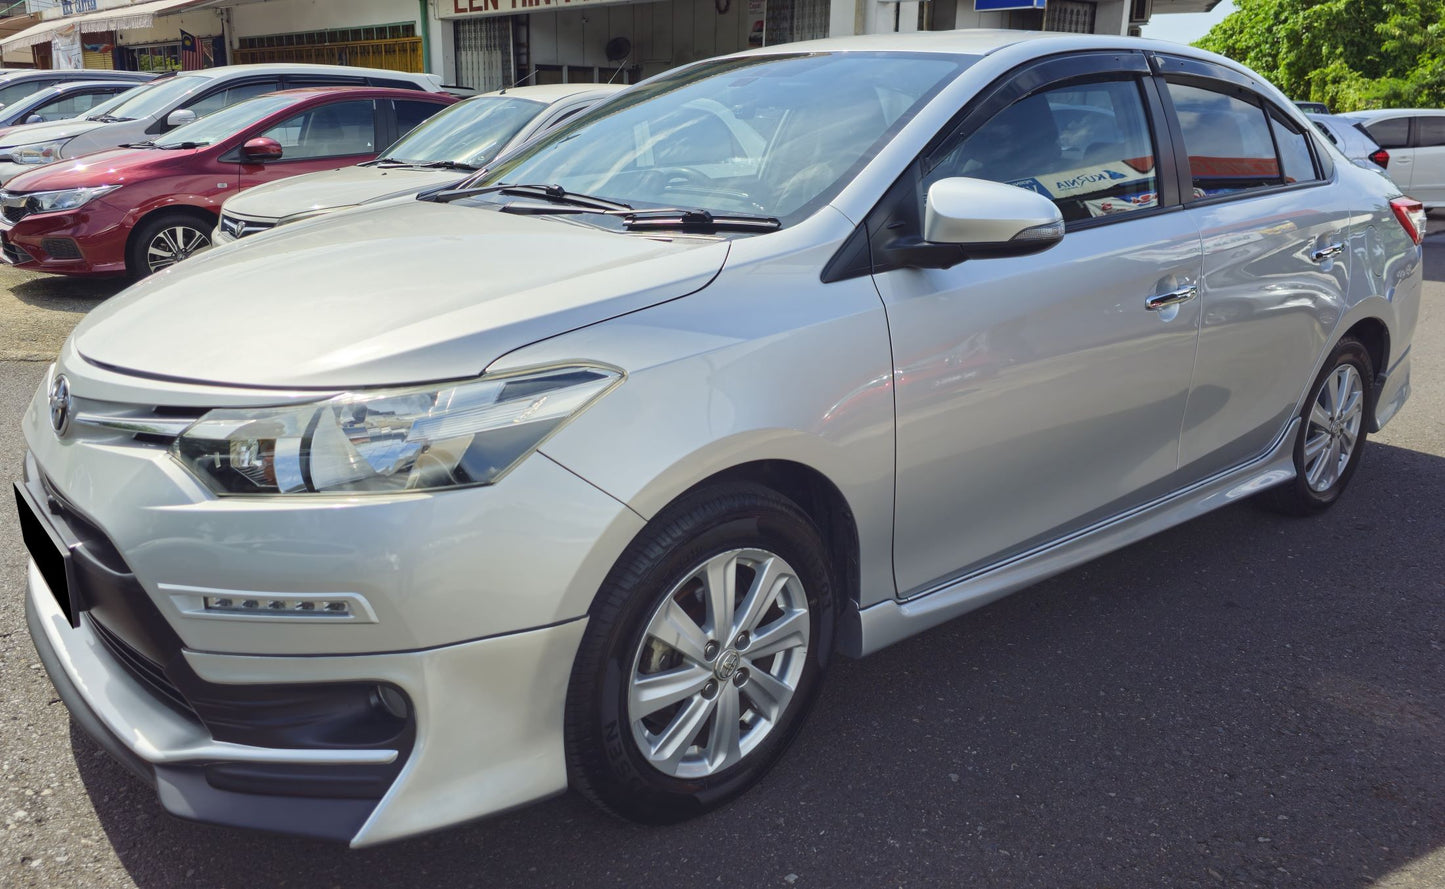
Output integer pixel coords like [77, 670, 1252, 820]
[1195, 0, 1445, 110]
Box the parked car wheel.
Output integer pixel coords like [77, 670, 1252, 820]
[1262, 337, 1373, 515]
[565, 483, 834, 823]
[128, 211, 212, 278]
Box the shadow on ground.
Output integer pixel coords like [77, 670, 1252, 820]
[71, 441, 1444, 889]
[9, 273, 126, 310]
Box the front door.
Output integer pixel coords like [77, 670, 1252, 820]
[236, 98, 381, 192]
[877, 65, 1204, 596]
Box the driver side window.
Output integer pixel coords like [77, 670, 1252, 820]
[927, 78, 1160, 223]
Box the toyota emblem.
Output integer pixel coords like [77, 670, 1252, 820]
[48, 373, 72, 436]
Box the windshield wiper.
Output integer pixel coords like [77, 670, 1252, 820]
[361, 156, 404, 166]
[88, 114, 133, 123]
[415, 160, 478, 171]
[428, 182, 632, 212]
[158, 141, 208, 150]
[619, 208, 780, 233]
[120, 140, 156, 148]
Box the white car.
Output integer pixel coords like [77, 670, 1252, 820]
[16, 32, 1420, 847]
[214, 83, 623, 244]
[0, 64, 449, 184]
[1339, 108, 1445, 207]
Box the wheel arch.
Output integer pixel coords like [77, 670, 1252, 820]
[1336, 314, 1390, 427]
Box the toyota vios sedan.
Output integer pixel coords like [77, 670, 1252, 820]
[214, 83, 624, 244]
[0, 87, 454, 278]
[15, 32, 1420, 847]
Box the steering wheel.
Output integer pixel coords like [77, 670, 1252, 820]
[662, 166, 713, 189]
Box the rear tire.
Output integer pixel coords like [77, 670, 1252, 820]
[127, 211, 213, 278]
[1260, 337, 1372, 515]
[565, 482, 834, 824]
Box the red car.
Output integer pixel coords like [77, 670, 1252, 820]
[0, 87, 455, 278]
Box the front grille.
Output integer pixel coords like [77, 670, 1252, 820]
[90, 616, 196, 717]
[40, 237, 81, 260]
[219, 212, 275, 240]
[3, 240, 32, 264]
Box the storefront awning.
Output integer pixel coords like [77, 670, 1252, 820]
[2, 0, 213, 48]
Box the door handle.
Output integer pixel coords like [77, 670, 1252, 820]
[1311, 243, 1344, 263]
[1145, 285, 1197, 311]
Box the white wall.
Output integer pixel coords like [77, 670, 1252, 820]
[526, 0, 753, 78]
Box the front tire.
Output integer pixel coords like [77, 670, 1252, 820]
[565, 482, 834, 823]
[127, 211, 212, 278]
[1261, 337, 1373, 515]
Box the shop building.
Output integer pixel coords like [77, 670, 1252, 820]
[2, 0, 1218, 87]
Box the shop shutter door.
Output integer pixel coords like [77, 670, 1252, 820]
[455, 17, 514, 93]
[764, 0, 829, 45]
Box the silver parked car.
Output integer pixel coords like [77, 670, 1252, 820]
[213, 83, 624, 244]
[15, 32, 1421, 846]
[1308, 112, 1391, 173]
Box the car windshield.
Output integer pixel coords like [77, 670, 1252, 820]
[471, 52, 968, 222]
[83, 88, 142, 120]
[381, 96, 545, 166]
[102, 74, 209, 121]
[153, 93, 296, 148]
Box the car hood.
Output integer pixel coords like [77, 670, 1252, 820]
[4, 145, 198, 191]
[73, 200, 729, 389]
[0, 117, 105, 148]
[223, 164, 466, 221]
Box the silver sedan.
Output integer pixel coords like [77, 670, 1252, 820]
[15, 30, 1421, 846]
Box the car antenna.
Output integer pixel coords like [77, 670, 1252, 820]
[606, 55, 630, 85]
[500, 68, 540, 95]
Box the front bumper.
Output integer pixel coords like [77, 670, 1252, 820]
[0, 197, 130, 276]
[26, 556, 587, 845]
[18, 361, 644, 842]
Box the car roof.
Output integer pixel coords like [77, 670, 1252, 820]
[154, 63, 441, 84]
[730, 29, 1229, 59]
[478, 83, 627, 103]
[1338, 108, 1445, 119]
[0, 69, 148, 82]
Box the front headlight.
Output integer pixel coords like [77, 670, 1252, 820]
[171, 365, 622, 495]
[19, 184, 120, 214]
[12, 137, 74, 165]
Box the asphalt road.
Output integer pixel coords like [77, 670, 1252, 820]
[0, 249, 1442, 889]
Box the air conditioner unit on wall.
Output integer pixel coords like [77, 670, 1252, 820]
[1129, 0, 1152, 24]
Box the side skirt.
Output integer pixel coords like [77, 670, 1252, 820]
[841, 419, 1300, 658]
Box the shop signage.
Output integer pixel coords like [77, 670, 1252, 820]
[973, 0, 1045, 8]
[59, 0, 99, 14]
[445, 0, 635, 17]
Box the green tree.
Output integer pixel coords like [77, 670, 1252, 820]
[1195, 0, 1445, 110]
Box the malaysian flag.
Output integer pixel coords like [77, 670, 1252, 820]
[180, 30, 204, 71]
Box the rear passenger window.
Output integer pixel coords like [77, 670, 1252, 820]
[260, 99, 376, 159]
[1167, 82, 1282, 197]
[1416, 116, 1445, 147]
[1364, 117, 1410, 149]
[1270, 115, 1318, 183]
[927, 78, 1159, 222]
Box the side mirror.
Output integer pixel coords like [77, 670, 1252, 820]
[886, 177, 1065, 270]
[241, 136, 283, 162]
[165, 108, 197, 129]
[25, 114, 43, 125]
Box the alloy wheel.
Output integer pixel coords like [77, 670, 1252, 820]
[628, 548, 811, 780]
[146, 224, 210, 273]
[1303, 363, 1364, 492]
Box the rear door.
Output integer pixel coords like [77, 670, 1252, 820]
[234, 98, 381, 191]
[1153, 55, 1352, 478]
[1360, 114, 1413, 192]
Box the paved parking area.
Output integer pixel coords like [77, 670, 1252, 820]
[0, 266, 122, 362]
[0, 254, 1441, 889]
